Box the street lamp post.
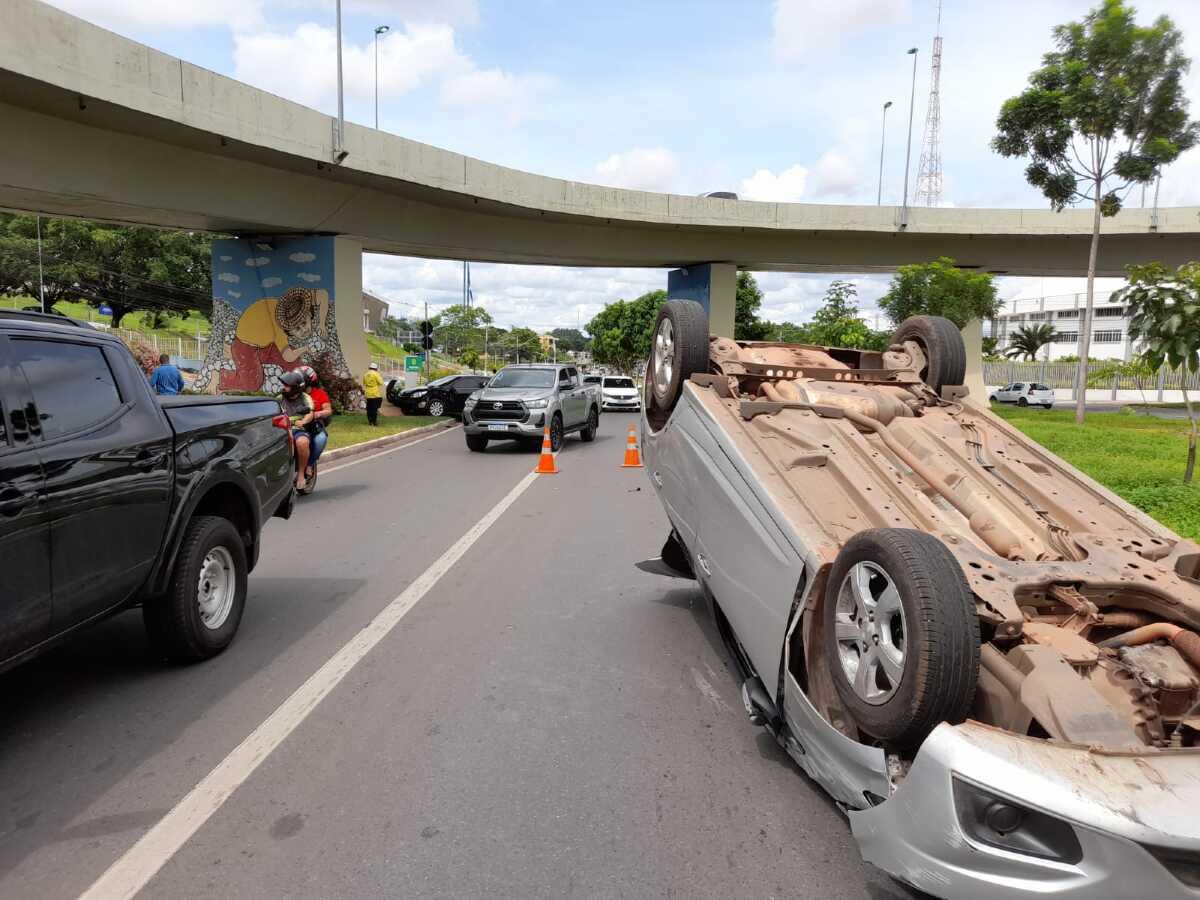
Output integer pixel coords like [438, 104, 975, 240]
[877, 100, 893, 205]
[901, 47, 919, 217]
[334, 0, 345, 159]
[373, 25, 389, 130]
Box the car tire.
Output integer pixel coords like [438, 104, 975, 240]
[466, 434, 488, 452]
[428, 398, 445, 417]
[648, 299, 710, 415]
[890, 315, 966, 394]
[822, 528, 979, 748]
[580, 407, 599, 442]
[549, 414, 563, 452]
[144, 515, 248, 663]
[989, 395, 998, 403]
[1018, 397, 1028, 407]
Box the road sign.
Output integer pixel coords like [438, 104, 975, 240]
[404, 355, 423, 372]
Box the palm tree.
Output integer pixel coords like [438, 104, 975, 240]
[1004, 323, 1056, 361]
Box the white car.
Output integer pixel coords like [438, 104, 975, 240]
[990, 381, 1055, 408]
[600, 376, 641, 411]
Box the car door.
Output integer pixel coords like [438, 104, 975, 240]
[8, 336, 174, 630]
[449, 377, 485, 414]
[563, 368, 586, 426]
[0, 334, 52, 660]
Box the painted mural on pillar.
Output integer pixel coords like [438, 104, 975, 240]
[194, 236, 354, 394]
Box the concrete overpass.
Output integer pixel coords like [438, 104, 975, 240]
[4, 0, 1200, 281]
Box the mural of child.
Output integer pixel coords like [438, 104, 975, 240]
[218, 287, 328, 393]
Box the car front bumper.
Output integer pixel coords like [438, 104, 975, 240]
[850, 722, 1200, 899]
[462, 409, 546, 438]
[602, 397, 641, 410]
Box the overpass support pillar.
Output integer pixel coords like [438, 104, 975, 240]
[668, 263, 736, 338]
[196, 235, 367, 394]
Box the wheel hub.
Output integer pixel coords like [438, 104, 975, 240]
[196, 546, 235, 630]
[833, 562, 907, 704]
[652, 318, 675, 400]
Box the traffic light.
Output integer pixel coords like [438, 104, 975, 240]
[421, 335, 434, 350]
[419, 320, 434, 350]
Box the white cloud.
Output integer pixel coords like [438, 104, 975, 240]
[810, 149, 861, 197]
[218, 272, 240, 284]
[289, 252, 317, 263]
[285, 0, 479, 25]
[219, 255, 233, 262]
[45, 0, 263, 31]
[228, 290, 242, 299]
[772, 0, 909, 58]
[593, 148, 678, 192]
[440, 69, 554, 125]
[262, 276, 282, 288]
[245, 256, 271, 267]
[298, 273, 321, 283]
[740, 165, 809, 202]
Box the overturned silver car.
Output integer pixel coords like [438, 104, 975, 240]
[638, 299, 1200, 898]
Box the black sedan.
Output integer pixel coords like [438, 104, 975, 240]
[387, 374, 491, 417]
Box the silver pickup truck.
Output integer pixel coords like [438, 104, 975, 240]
[462, 363, 600, 452]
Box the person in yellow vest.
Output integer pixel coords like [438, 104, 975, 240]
[362, 362, 385, 425]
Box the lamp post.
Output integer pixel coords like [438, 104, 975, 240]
[877, 100, 893, 205]
[901, 47, 919, 216]
[334, 0, 345, 159]
[374, 25, 390, 130]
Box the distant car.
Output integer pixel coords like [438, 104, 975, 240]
[389, 374, 491, 418]
[600, 375, 641, 411]
[699, 191, 739, 200]
[990, 382, 1055, 408]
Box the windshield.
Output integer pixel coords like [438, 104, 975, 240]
[583, 376, 601, 385]
[603, 377, 635, 389]
[489, 368, 556, 388]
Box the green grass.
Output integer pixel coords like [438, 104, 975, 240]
[324, 413, 446, 451]
[2, 295, 211, 342]
[992, 406, 1200, 540]
[366, 334, 406, 360]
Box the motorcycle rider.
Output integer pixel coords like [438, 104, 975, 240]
[279, 371, 315, 491]
[297, 365, 332, 481]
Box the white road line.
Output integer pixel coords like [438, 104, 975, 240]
[79, 468, 540, 900]
[322, 424, 460, 474]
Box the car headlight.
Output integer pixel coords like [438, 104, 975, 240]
[526, 397, 550, 409]
[409, 389, 427, 398]
[463, 394, 479, 410]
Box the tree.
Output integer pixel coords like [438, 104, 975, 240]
[878, 257, 1001, 327]
[436, 304, 493, 356]
[1005, 323, 1057, 360]
[549, 327, 590, 353]
[586, 290, 663, 373]
[460, 348, 481, 371]
[0, 213, 212, 326]
[991, 0, 1198, 424]
[982, 336, 1003, 360]
[803, 280, 875, 349]
[1118, 261, 1200, 481]
[735, 271, 771, 340]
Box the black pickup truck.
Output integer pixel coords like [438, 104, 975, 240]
[0, 312, 294, 673]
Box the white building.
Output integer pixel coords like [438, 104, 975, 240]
[986, 281, 1134, 361]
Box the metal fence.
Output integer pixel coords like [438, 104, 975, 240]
[983, 360, 1200, 400]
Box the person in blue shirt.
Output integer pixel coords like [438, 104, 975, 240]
[149, 353, 185, 395]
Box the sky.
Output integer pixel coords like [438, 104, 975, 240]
[43, 0, 1200, 331]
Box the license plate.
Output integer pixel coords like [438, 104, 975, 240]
[487, 424, 508, 432]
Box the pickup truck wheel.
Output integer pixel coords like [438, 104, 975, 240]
[580, 407, 599, 442]
[890, 315, 965, 394]
[465, 433, 489, 452]
[649, 300, 709, 414]
[550, 414, 563, 452]
[823, 529, 979, 748]
[144, 515, 248, 663]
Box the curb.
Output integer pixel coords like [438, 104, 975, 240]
[323, 420, 460, 464]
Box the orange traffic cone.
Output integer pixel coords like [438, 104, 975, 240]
[622, 424, 644, 468]
[535, 426, 559, 474]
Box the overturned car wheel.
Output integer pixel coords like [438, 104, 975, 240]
[890, 315, 965, 394]
[647, 300, 709, 417]
[823, 529, 979, 748]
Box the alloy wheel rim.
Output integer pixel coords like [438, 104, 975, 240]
[197, 545, 236, 630]
[833, 561, 907, 705]
[430, 400, 444, 416]
[652, 318, 675, 401]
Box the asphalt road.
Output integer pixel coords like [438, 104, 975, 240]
[0, 420, 916, 900]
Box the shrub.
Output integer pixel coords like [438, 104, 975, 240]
[311, 352, 362, 413]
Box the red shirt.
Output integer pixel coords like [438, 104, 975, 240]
[310, 387, 331, 416]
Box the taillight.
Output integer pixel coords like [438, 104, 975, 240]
[273, 414, 295, 454]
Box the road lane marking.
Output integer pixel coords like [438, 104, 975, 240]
[79, 468, 540, 900]
[322, 424, 461, 474]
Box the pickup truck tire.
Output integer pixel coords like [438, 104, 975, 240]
[823, 529, 979, 748]
[580, 407, 599, 442]
[549, 414, 564, 452]
[144, 515, 248, 663]
[649, 300, 709, 414]
[890, 315, 965, 394]
[465, 434, 489, 452]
